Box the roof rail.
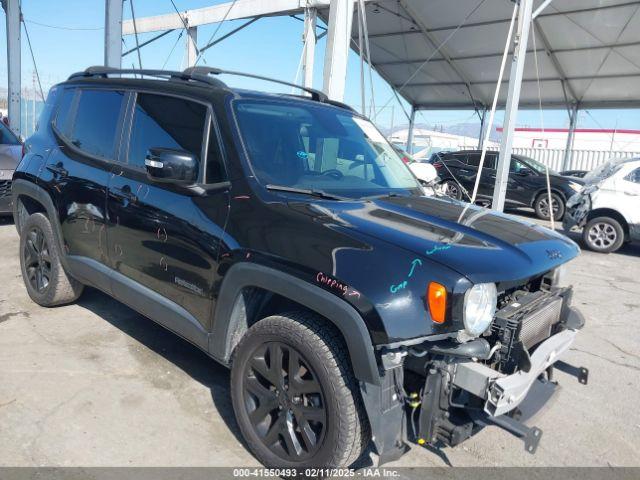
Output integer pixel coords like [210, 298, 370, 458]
[183, 66, 329, 103]
[67, 66, 228, 89]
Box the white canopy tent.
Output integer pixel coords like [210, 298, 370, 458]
[5, 0, 639, 212]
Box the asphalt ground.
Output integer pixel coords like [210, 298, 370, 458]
[1, 209, 639, 468]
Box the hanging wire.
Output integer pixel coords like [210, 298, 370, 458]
[19, 3, 45, 101]
[24, 20, 103, 31]
[373, 0, 487, 121]
[469, 1, 518, 205]
[161, 30, 184, 70]
[194, 0, 239, 66]
[532, 21, 555, 229]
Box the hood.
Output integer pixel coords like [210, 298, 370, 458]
[321, 195, 579, 284]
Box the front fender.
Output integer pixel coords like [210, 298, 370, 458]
[210, 262, 381, 385]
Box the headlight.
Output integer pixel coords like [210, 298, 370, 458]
[463, 283, 497, 336]
[569, 182, 582, 192]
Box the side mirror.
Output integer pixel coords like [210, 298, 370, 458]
[517, 167, 533, 176]
[145, 147, 198, 184]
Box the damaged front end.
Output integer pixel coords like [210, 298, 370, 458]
[360, 282, 588, 465]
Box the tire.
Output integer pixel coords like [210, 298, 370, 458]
[441, 180, 463, 200]
[19, 213, 84, 306]
[534, 192, 565, 220]
[582, 216, 625, 253]
[230, 311, 369, 468]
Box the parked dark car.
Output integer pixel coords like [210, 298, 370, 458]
[559, 169, 588, 178]
[428, 150, 584, 220]
[0, 120, 23, 215]
[13, 67, 587, 469]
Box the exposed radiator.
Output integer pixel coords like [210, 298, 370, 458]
[519, 297, 562, 349]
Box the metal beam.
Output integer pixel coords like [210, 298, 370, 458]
[399, 0, 487, 109]
[185, 26, 197, 68]
[105, 0, 123, 68]
[532, 0, 554, 20]
[198, 17, 260, 54]
[562, 105, 579, 171]
[477, 108, 487, 149]
[4, 0, 20, 136]
[122, 0, 356, 35]
[406, 107, 416, 154]
[322, 0, 356, 101]
[533, 19, 578, 103]
[405, 71, 640, 88]
[493, 0, 534, 213]
[374, 39, 640, 66]
[122, 29, 174, 57]
[367, 1, 640, 37]
[303, 7, 317, 89]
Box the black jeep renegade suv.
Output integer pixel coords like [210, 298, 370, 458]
[12, 66, 587, 468]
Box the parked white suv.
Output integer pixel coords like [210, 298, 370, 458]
[564, 158, 640, 253]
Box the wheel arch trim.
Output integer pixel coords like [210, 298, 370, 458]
[211, 262, 381, 385]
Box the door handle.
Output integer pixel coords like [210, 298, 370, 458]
[46, 162, 68, 178]
[113, 185, 137, 204]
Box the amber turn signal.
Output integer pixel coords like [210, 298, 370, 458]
[427, 282, 447, 324]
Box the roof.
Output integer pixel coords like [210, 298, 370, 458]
[334, 0, 640, 110]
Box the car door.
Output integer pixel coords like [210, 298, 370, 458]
[107, 91, 229, 345]
[505, 157, 536, 206]
[477, 152, 498, 199]
[618, 165, 640, 239]
[40, 87, 127, 289]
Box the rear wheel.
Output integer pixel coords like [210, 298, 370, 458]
[441, 180, 463, 200]
[230, 312, 368, 468]
[534, 192, 565, 220]
[583, 216, 625, 253]
[19, 213, 84, 306]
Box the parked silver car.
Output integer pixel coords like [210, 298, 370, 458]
[0, 122, 22, 215]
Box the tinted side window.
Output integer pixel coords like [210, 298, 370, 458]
[625, 167, 640, 183]
[206, 123, 227, 184]
[69, 89, 124, 159]
[466, 154, 481, 167]
[127, 93, 206, 171]
[484, 154, 497, 169]
[54, 88, 76, 137]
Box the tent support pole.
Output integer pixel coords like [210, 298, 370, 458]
[185, 26, 198, 67]
[406, 107, 416, 154]
[492, 0, 533, 213]
[4, 0, 21, 136]
[562, 104, 578, 171]
[302, 7, 317, 89]
[322, 0, 355, 101]
[477, 108, 487, 149]
[104, 0, 123, 68]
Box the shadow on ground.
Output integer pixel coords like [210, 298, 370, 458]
[76, 288, 246, 446]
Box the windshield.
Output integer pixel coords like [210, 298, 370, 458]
[517, 155, 556, 175]
[233, 100, 421, 198]
[583, 158, 633, 184]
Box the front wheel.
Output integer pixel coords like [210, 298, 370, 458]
[441, 180, 463, 200]
[582, 216, 625, 253]
[534, 192, 565, 220]
[230, 312, 368, 468]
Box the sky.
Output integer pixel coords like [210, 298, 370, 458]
[2, 0, 640, 134]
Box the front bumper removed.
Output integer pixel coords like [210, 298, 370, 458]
[453, 328, 577, 417]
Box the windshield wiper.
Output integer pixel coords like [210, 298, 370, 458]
[265, 184, 346, 201]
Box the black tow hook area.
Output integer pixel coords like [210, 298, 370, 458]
[472, 412, 544, 454]
[554, 360, 589, 385]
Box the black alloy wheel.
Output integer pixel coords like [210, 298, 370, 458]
[241, 341, 326, 462]
[23, 225, 52, 293]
